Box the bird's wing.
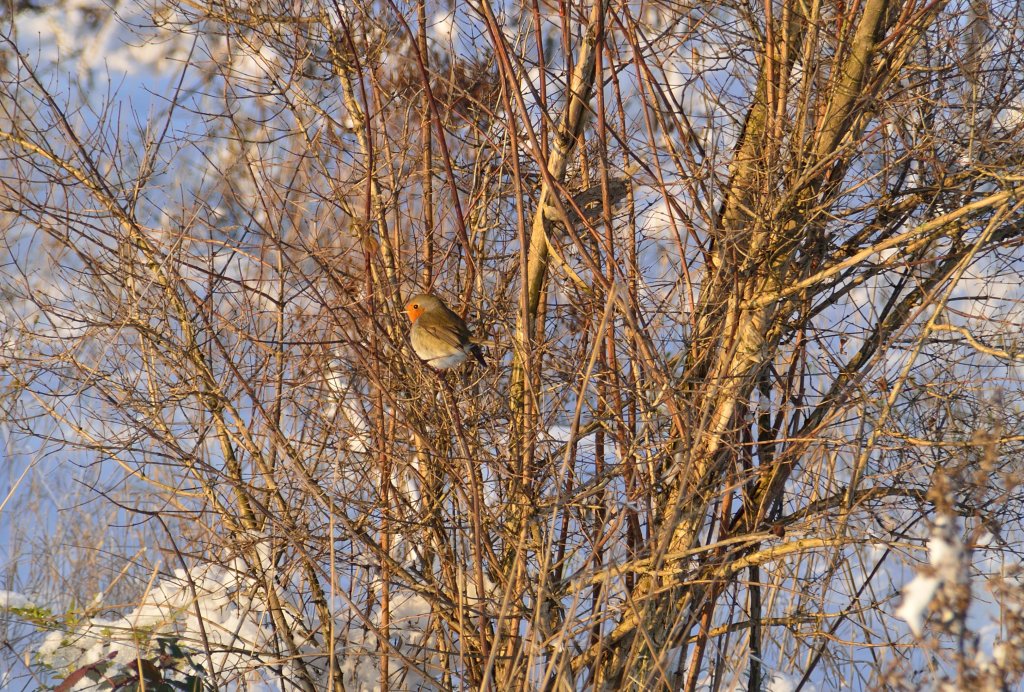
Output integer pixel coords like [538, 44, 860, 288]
[417, 313, 469, 348]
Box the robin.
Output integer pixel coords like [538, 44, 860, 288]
[404, 293, 486, 369]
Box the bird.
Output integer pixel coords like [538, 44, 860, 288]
[404, 293, 486, 369]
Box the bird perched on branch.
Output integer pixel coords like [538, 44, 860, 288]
[542, 176, 631, 228]
[404, 293, 486, 369]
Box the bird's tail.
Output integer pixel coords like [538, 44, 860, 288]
[470, 344, 486, 366]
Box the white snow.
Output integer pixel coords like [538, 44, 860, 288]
[0, 590, 35, 609]
[895, 573, 942, 637]
[895, 516, 967, 637]
[430, 10, 457, 46]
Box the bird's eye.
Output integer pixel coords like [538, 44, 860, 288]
[413, 304, 419, 309]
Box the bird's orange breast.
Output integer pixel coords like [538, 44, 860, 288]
[405, 303, 425, 322]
